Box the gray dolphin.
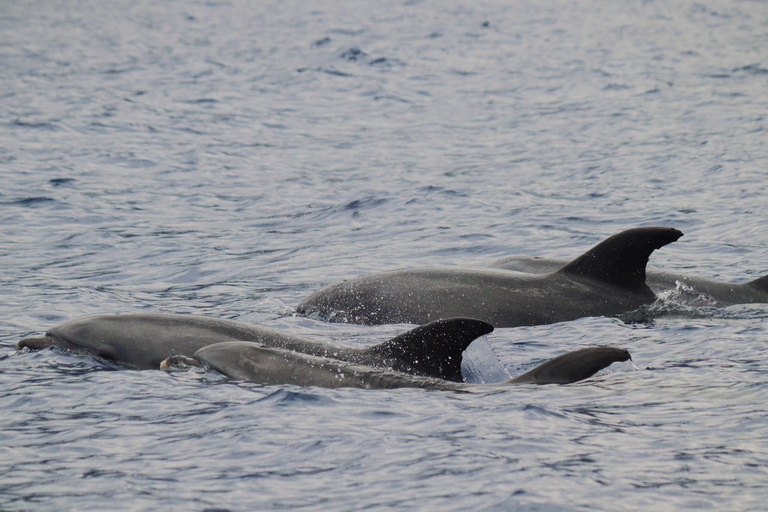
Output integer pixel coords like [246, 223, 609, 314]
[168, 342, 631, 390]
[297, 227, 683, 327]
[489, 255, 768, 306]
[16, 314, 493, 382]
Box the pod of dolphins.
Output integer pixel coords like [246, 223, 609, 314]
[17, 227, 768, 391]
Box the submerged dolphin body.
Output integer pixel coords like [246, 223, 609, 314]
[297, 227, 683, 327]
[171, 343, 631, 390]
[488, 256, 768, 306]
[16, 314, 493, 382]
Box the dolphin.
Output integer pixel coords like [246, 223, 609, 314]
[297, 227, 683, 327]
[166, 342, 631, 390]
[16, 314, 493, 382]
[489, 255, 768, 306]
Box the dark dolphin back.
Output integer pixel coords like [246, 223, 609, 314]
[366, 318, 493, 382]
[509, 346, 631, 384]
[558, 227, 683, 292]
[193, 343, 631, 389]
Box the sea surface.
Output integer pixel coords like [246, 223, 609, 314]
[2, 0, 768, 510]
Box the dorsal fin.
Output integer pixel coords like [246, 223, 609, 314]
[747, 274, 768, 292]
[368, 318, 493, 382]
[509, 346, 631, 385]
[16, 335, 61, 351]
[558, 227, 683, 292]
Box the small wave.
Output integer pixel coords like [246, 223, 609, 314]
[340, 196, 388, 212]
[185, 98, 218, 104]
[256, 387, 337, 406]
[522, 403, 568, 419]
[2, 197, 57, 207]
[712, 304, 768, 320]
[296, 67, 353, 77]
[480, 497, 577, 512]
[341, 47, 367, 62]
[10, 119, 61, 131]
[732, 64, 768, 75]
[49, 178, 77, 187]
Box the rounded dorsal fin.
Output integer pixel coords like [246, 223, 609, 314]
[509, 346, 631, 385]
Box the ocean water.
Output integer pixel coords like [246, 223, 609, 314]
[2, 0, 768, 510]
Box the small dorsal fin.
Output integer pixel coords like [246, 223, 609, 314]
[509, 346, 631, 385]
[747, 274, 768, 292]
[16, 335, 60, 351]
[558, 227, 683, 292]
[368, 318, 494, 382]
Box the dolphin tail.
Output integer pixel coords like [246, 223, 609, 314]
[558, 227, 683, 292]
[367, 318, 494, 382]
[747, 274, 768, 292]
[508, 346, 631, 385]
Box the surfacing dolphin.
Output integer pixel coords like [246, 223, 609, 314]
[297, 227, 683, 327]
[488, 255, 768, 307]
[16, 314, 493, 382]
[165, 343, 631, 390]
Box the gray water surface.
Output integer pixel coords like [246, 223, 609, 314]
[2, 0, 768, 510]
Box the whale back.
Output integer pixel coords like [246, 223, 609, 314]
[558, 227, 683, 292]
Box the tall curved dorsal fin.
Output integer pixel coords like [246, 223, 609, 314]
[558, 227, 683, 292]
[368, 318, 494, 382]
[509, 346, 631, 385]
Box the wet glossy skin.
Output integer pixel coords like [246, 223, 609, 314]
[190, 342, 631, 390]
[298, 227, 683, 327]
[17, 314, 492, 381]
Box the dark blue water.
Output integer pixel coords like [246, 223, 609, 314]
[2, 0, 768, 510]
